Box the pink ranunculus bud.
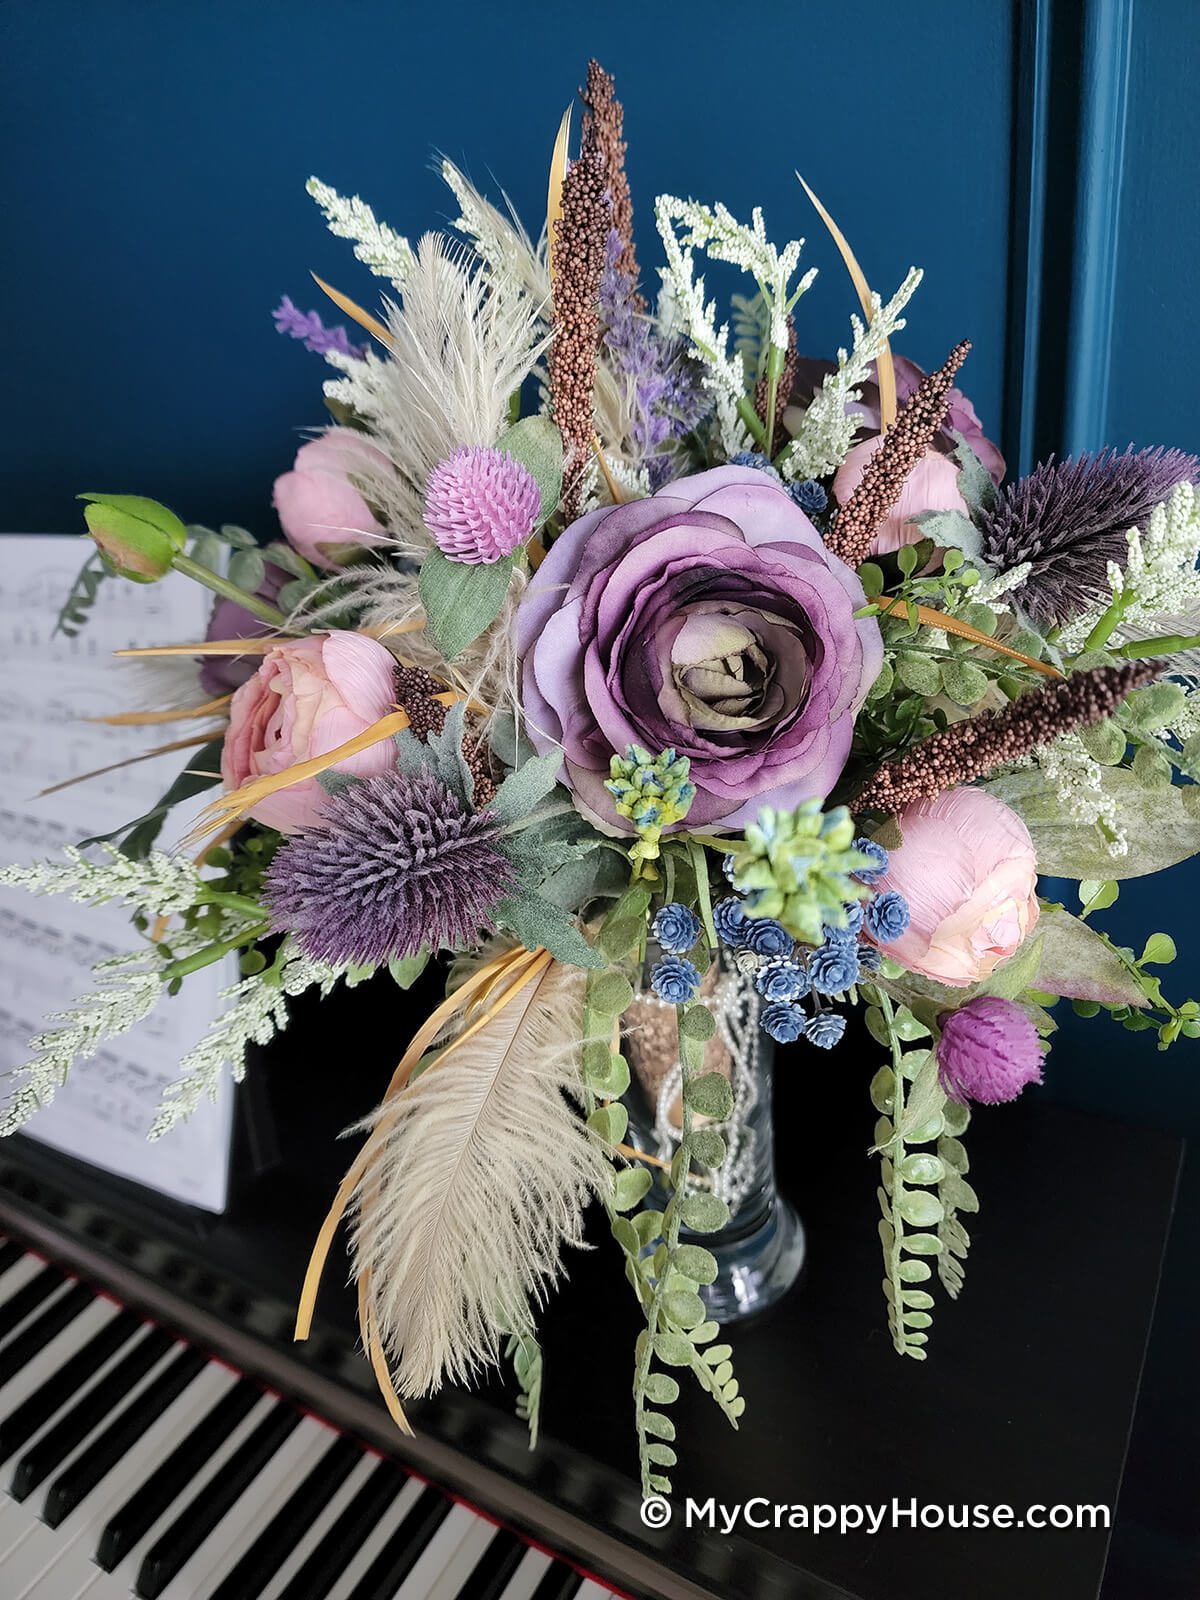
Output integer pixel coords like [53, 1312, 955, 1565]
[937, 995, 1044, 1104]
[271, 428, 392, 571]
[832, 436, 971, 556]
[869, 787, 1039, 986]
[220, 631, 398, 832]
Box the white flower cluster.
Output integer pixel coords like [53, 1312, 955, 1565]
[150, 940, 343, 1139]
[1021, 731, 1127, 855]
[441, 160, 549, 311]
[1059, 481, 1200, 651]
[972, 560, 1033, 612]
[780, 268, 923, 483]
[0, 845, 205, 919]
[306, 176, 414, 289]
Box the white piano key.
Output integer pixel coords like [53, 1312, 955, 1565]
[157, 1413, 333, 1600]
[415, 1513, 502, 1600]
[498, 1547, 554, 1600]
[0, 1298, 119, 1407]
[575, 1582, 617, 1599]
[2, 1358, 236, 1598]
[0, 1255, 51, 1310]
[91, 1390, 277, 1596]
[256, 1451, 379, 1600]
[322, 1476, 432, 1600]
[390, 1502, 482, 1600]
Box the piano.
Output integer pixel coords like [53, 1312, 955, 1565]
[0, 976, 1184, 1600]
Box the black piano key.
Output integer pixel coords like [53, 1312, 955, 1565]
[10, 1323, 174, 1501]
[0, 1305, 141, 1464]
[41, 1344, 208, 1527]
[205, 1433, 362, 1600]
[345, 1485, 454, 1600]
[457, 1529, 530, 1600]
[0, 1264, 63, 1342]
[529, 1562, 586, 1600]
[95, 1374, 261, 1571]
[134, 1401, 301, 1600]
[0, 1280, 92, 1390]
[275, 1459, 407, 1600]
[0, 1240, 23, 1275]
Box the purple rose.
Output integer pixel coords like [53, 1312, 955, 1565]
[785, 354, 1006, 485]
[516, 465, 883, 831]
[198, 559, 287, 696]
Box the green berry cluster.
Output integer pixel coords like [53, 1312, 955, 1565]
[730, 800, 874, 945]
[604, 745, 696, 873]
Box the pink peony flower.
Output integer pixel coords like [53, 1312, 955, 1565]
[869, 787, 1039, 986]
[833, 437, 971, 556]
[220, 632, 398, 832]
[937, 996, 1043, 1104]
[272, 429, 392, 571]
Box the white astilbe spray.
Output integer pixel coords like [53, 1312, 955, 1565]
[151, 940, 343, 1139]
[0, 846, 205, 919]
[306, 177, 414, 288]
[350, 958, 609, 1398]
[655, 196, 815, 456]
[780, 267, 923, 481]
[1009, 732, 1127, 856]
[1, 946, 178, 1136]
[323, 234, 547, 560]
[1058, 482, 1200, 652]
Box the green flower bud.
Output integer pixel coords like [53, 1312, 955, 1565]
[79, 493, 187, 584]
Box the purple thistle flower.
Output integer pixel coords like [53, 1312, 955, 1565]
[598, 231, 707, 486]
[273, 295, 369, 361]
[979, 446, 1199, 624]
[423, 445, 542, 564]
[264, 770, 517, 966]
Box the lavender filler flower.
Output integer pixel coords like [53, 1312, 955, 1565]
[272, 296, 368, 361]
[265, 770, 517, 965]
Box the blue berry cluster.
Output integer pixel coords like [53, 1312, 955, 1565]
[708, 834, 909, 1052]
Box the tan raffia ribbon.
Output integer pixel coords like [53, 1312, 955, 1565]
[880, 597, 1063, 680]
[797, 173, 898, 430]
[311, 273, 395, 349]
[37, 732, 221, 798]
[546, 104, 572, 281]
[295, 946, 555, 1437]
[115, 618, 427, 660]
[88, 693, 234, 727]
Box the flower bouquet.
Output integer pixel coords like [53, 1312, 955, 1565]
[6, 60, 1200, 1499]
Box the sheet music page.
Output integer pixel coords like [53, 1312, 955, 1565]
[0, 535, 235, 1211]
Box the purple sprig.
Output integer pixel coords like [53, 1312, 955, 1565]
[598, 232, 707, 488]
[272, 295, 368, 361]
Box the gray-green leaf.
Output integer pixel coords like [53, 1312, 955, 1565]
[418, 548, 515, 659]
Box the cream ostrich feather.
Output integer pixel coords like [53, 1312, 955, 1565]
[347, 956, 608, 1399]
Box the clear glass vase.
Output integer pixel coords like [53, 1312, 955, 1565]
[622, 956, 806, 1322]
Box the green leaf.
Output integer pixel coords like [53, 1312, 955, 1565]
[896, 654, 942, 697]
[493, 891, 602, 968]
[985, 767, 1200, 879]
[489, 752, 565, 826]
[910, 507, 982, 555]
[1078, 718, 1128, 765]
[1140, 932, 1177, 966]
[1034, 905, 1147, 1006]
[680, 1192, 730, 1233]
[495, 416, 564, 528]
[588, 1102, 628, 1145]
[418, 548, 515, 659]
[679, 1004, 717, 1044]
[387, 950, 430, 989]
[686, 1128, 727, 1168]
[662, 1289, 706, 1329]
[951, 433, 999, 517]
[644, 1372, 679, 1405]
[612, 1166, 653, 1211]
[79, 741, 224, 859]
[672, 1244, 718, 1285]
[227, 548, 265, 593]
[898, 1190, 944, 1227]
[683, 1071, 733, 1121]
[589, 970, 635, 1017]
[939, 659, 990, 707]
[653, 1332, 694, 1367]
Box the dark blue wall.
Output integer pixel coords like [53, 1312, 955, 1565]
[0, 0, 1014, 534]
